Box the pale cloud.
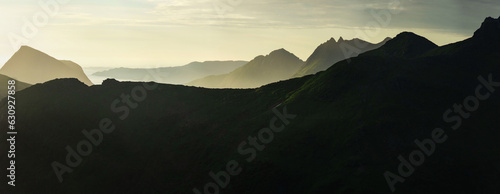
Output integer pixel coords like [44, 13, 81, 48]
[0, 0, 498, 68]
[31, 0, 498, 31]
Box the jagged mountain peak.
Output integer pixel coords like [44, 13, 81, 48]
[473, 16, 500, 41]
[291, 36, 390, 77]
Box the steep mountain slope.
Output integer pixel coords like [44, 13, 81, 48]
[0, 46, 93, 85]
[0, 74, 31, 99]
[280, 16, 500, 193]
[92, 61, 247, 84]
[423, 16, 500, 58]
[1, 17, 500, 194]
[292, 37, 390, 78]
[188, 49, 304, 88]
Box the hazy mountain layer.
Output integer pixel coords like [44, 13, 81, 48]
[188, 49, 304, 88]
[92, 61, 247, 84]
[292, 37, 390, 78]
[0, 46, 93, 85]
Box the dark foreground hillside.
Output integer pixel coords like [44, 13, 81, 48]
[1, 17, 500, 193]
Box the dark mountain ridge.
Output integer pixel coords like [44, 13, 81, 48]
[361, 32, 438, 58]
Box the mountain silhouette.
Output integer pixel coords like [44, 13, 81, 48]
[0, 46, 93, 85]
[92, 61, 247, 84]
[1, 17, 500, 194]
[361, 32, 438, 58]
[423, 16, 500, 58]
[473, 16, 500, 41]
[292, 37, 390, 77]
[188, 48, 304, 88]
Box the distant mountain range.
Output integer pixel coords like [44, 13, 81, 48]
[187, 37, 389, 88]
[0, 46, 93, 85]
[92, 61, 247, 84]
[1, 16, 500, 194]
[91, 37, 391, 88]
[0, 74, 31, 99]
[292, 37, 391, 78]
[188, 48, 304, 88]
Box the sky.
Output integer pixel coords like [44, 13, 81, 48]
[0, 0, 499, 68]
